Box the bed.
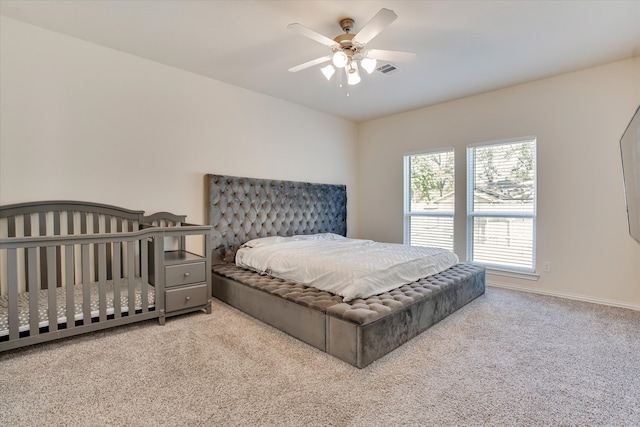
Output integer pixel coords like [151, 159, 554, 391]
[0, 200, 211, 352]
[207, 174, 485, 368]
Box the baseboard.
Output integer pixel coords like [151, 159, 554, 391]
[487, 280, 640, 311]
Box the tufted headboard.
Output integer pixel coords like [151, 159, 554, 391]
[205, 174, 347, 263]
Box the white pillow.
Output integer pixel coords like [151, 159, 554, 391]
[241, 233, 345, 248]
[290, 233, 346, 242]
[240, 236, 286, 248]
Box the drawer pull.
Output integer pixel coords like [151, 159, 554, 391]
[185, 296, 191, 301]
[184, 272, 190, 277]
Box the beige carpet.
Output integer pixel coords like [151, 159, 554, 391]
[1, 287, 639, 426]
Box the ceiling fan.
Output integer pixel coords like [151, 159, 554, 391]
[287, 8, 416, 86]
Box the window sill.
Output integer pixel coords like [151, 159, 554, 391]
[482, 266, 540, 281]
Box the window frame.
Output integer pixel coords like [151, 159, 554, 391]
[403, 147, 456, 251]
[466, 137, 537, 274]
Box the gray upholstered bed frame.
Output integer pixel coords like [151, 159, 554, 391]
[206, 174, 485, 368]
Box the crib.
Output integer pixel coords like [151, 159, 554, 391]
[0, 201, 210, 352]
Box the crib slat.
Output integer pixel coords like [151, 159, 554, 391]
[65, 245, 75, 330]
[27, 247, 39, 336]
[98, 243, 107, 322]
[24, 213, 33, 292]
[141, 238, 148, 313]
[105, 216, 113, 281]
[53, 212, 63, 287]
[93, 214, 100, 281]
[82, 243, 91, 324]
[127, 240, 135, 315]
[47, 246, 57, 332]
[7, 248, 19, 340]
[115, 219, 123, 279]
[113, 242, 121, 319]
[39, 212, 48, 290]
[56, 243, 63, 288]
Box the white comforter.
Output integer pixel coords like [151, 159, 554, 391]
[235, 233, 459, 301]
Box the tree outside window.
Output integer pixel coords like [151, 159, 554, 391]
[404, 149, 455, 251]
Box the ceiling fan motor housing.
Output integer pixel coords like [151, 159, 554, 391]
[339, 18, 354, 32]
[334, 18, 360, 57]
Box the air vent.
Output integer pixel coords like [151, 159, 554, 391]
[376, 63, 399, 75]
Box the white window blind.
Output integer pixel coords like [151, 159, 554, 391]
[404, 149, 455, 251]
[467, 138, 536, 271]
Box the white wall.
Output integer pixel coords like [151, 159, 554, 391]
[358, 57, 640, 309]
[0, 17, 358, 234]
[3, 16, 639, 309]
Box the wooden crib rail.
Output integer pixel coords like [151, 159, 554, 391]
[0, 201, 149, 291]
[142, 212, 187, 227]
[0, 200, 146, 238]
[0, 228, 164, 351]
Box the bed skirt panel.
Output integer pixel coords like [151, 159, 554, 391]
[212, 263, 485, 368]
[212, 274, 327, 351]
[352, 267, 485, 368]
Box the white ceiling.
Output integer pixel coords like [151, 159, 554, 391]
[1, 0, 639, 122]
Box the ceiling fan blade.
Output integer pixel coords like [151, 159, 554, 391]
[288, 56, 331, 72]
[366, 49, 416, 62]
[353, 8, 397, 45]
[287, 23, 339, 48]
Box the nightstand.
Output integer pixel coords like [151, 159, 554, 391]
[164, 250, 210, 316]
[145, 213, 212, 319]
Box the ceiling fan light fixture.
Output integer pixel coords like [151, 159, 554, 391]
[360, 57, 377, 74]
[332, 51, 349, 68]
[320, 64, 336, 80]
[346, 63, 361, 85]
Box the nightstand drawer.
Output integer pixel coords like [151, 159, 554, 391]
[165, 283, 208, 313]
[165, 262, 206, 287]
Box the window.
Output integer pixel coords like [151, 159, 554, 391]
[404, 149, 455, 251]
[467, 138, 536, 271]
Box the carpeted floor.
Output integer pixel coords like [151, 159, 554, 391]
[1, 286, 639, 426]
